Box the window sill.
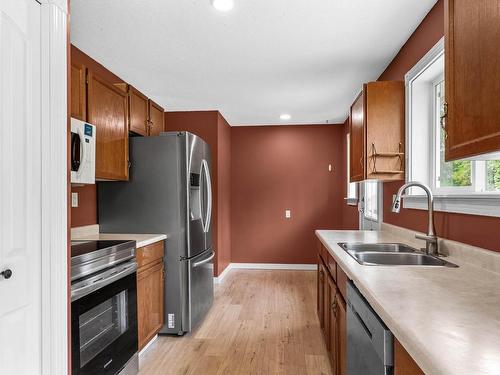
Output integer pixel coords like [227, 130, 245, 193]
[402, 194, 500, 217]
[344, 197, 358, 206]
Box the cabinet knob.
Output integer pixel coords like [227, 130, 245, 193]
[1, 269, 13, 280]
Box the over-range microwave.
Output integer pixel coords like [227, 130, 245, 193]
[71, 118, 96, 184]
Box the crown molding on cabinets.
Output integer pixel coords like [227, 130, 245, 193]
[40, 1, 68, 374]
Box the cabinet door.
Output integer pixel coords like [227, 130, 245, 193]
[445, 0, 500, 160]
[323, 271, 331, 349]
[129, 86, 149, 136]
[137, 260, 164, 350]
[328, 280, 337, 374]
[394, 339, 424, 375]
[365, 81, 405, 180]
[70, 62, 86, 120]
[148, 100, 165, 136]
[317, 259, 325, 328]
[349, 91, 365, 182]
[87, 71, 129, 180]
[336, 294, 347, 375]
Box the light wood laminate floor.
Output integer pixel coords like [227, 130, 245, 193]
[139, 269, 332, 375]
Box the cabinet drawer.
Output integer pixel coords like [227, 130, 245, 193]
[137, 241, 164, 270]
[336, 265, 348, 301]
[327, 253, 337, 282]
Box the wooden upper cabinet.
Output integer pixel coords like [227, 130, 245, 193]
[127, 85, 149, 136]
[350, 93, 365, 182]
[349, 81, 405, 182]
[148, 100, 165, 136]
[87, 71, 129, 181]
[444, 0, 500, 160]
[70, 62, 87, 121]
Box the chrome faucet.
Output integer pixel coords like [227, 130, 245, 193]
[391, 181, 438, 255]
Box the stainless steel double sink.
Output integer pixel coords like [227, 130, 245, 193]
[337, 243, 458, 267]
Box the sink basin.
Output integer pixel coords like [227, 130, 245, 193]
[352, 252, 457, 267]
[337, 242, 458, 267]
[338, 242, 417, 253]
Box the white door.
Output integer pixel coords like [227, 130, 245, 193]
[358, 181, 382, 230]
[0, 1, 42, 374]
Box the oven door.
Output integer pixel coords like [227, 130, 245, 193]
[71, 272, 138, 375]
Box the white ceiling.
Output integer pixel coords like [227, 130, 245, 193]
[71, 0, 437, 126]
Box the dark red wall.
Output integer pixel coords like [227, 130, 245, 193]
[71, 185, 97, 227]
[231, 125, 344, 264]
[217, 113, 232, 274]
[375, 0, 500, 253]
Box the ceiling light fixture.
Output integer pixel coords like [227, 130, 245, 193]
[280, 114, 291, 121]
[212, 0, 234, 12]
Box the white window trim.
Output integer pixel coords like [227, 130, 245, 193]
[404, 37, 500, 217]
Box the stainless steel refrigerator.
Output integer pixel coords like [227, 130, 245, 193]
[98, 132, 214, 335]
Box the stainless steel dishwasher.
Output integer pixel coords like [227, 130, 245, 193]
[347, 281, 393, 375]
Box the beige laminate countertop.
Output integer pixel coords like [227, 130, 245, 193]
[316, 229, 500, 375]
[73, 233, 166, 249]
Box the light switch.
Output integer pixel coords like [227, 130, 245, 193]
[72, 192, 78, 208]
[285, 209, 291, 219]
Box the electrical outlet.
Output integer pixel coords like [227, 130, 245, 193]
[285, 210, 291, 219]
[71, 192, 78, 208]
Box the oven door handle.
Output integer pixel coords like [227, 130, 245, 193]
[71, 262, 137, 302]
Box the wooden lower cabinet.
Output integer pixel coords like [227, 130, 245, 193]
[317, 243, 347, 375]
[317, 258, 325, 329]
[394, 339, 424, 375]
[336, 293, 347, 375]
[318, 241, 421, 375]
[136, 241, 165, 350]
[328, 277, 337, 369]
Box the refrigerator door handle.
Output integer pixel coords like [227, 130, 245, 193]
[192, 251, 215, 268]
[202, 159, 212, 233]
[199, 162, 206, 233]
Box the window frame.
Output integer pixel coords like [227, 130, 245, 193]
[404, 37, 500, 217]
[345, 133, 358, 206]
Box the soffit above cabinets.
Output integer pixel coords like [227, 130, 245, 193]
[71, 0, 437, 126]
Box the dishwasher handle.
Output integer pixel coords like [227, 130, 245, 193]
[350, 303, 373, 340]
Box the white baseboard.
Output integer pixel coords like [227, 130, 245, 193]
[213, 263, 233, 284]
[214, 263, 316, 283]
[232, 263, 316, 270]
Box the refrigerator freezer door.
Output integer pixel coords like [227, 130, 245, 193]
[186, 248, 214, 332]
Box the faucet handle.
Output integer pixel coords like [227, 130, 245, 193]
[415, 233, 437, 243]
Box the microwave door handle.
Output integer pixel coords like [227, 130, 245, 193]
[71, 133, 81, 171]
[202, 159, 212, 233]
[76, 128, 86, 177]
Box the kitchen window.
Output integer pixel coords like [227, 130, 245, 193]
[346, 133, 358, 205]
[405, 38, 500, 217]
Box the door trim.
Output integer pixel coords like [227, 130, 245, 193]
[40, 1, 68, 374]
